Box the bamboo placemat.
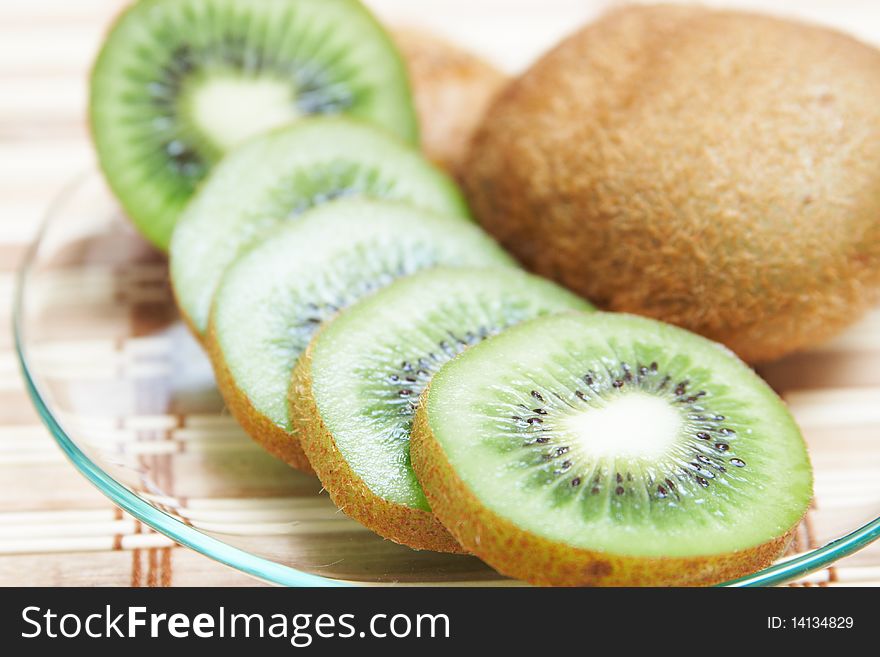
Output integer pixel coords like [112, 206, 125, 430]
[1, 0, 879, 587]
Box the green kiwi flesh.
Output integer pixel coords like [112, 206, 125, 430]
[91, 0, 418, 250]
[171, 117, 470, 336]
[207, 199, 513, 470]
[411, 312, 813, 585]
[289, 268, 591, 550]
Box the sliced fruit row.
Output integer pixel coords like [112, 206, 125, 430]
[95, 0, 813, 587]
[165, 114, 594, 554]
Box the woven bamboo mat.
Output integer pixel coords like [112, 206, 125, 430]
[1, 0, 879, 587]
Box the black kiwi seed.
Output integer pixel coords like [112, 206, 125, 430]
[386, 325, 501, 419]
[501, 356, 750, 509]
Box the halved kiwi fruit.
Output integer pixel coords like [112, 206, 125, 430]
[171, 117, 470, 337]
[207, 200, 514, 472]
[91, 0, 418, 250]
[289, 268, 591, 552]
[411, 312, 813, 585]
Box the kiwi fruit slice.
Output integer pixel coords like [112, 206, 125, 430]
[464, 5, 880, 363]
[411, 312, 813, 585]
[289, 268, 591, 552]
[207, 199, 514, 472]
[90, 0, 418, 250]
[392, 29, 507, 175]
[171, 117, 470, 337]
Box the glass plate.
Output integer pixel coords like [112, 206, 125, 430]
[14, 173, 880, 586]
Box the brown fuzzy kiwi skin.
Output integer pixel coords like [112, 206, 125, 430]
[288, 341, 465, 554]
[204, 317, 315, 475]
[411, 389, 799, 586]
[393, 28, 507, 177]
[463, 5, 880, 364]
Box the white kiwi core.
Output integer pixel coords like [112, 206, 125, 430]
[186, 76, 300, 152]
[563, 392, 682, 461]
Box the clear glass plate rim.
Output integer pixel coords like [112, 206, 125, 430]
[12, 172, 880, 588]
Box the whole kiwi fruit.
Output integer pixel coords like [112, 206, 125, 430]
[463, 5, 880, 363]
